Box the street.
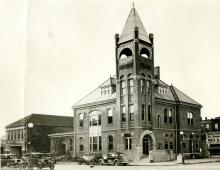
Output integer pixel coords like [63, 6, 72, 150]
[2, 162, 220, 170]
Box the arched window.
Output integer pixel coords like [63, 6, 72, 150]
[79, 113, 83, 127]
[79, 137, 84, 151]
[107, 109, 113, 124]
[89, 111, 101, 126]
[121, 105, 126, 122]
[141, 73, 145, 93]
[187, 112, 193, 126]
[108, 135, 113, 150]
[140, 48, 150, 59]
[119, 48, 133, 59]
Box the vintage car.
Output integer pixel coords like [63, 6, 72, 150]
[77, 153, 102, 165]
[98, 152, 129, 166]
[22, 152, 55, 170]
[1, 154, 22, 167]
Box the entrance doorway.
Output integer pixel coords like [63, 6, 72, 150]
[143, 136, 149, 155]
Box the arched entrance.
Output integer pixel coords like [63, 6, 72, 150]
[142, 135, 152, 155]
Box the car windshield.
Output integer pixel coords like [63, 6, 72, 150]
[1, 155, 16, 159]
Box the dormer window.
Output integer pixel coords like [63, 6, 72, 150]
[101, 86, 111, 95]
[158, 86, 167, 94]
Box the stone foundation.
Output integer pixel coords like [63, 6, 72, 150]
[150, 150, 175, 162]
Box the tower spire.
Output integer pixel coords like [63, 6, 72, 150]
[118, 6, 151, 44]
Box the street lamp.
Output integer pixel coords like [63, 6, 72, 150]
[28, 122, 34, 170]
[191, 132, 195, 159]
[180, 131, 184, 155]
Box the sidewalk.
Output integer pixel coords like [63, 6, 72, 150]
[131, 157, 220, 166]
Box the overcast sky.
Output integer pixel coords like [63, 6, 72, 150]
[1, 0, 220, 136]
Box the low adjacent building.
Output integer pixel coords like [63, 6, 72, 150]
[202, 117, 220, 155]
[5, 113, 73, 156]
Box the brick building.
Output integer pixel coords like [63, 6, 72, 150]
[70, 6, 202, 162]
[201, 117, 220, 155]
[5, 113, 73, 157]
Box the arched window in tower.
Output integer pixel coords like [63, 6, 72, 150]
[140, 48, 150, 59]
[119, 48, 133, 59]
[146, 75, 151, 94]
[141, 73, 145, 93]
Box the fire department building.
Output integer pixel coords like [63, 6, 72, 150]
[51, 7, 202, 162]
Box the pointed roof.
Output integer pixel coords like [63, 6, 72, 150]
[118, 7, 151, 44]
[74, 76, 116, 107]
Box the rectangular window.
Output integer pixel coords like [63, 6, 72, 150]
[146, 80, 150, 94]
[168, 109, 173, 124]
[108, 136, 113, 150]
[165, 142, 169, 149]
[148, 105, 151, 121]
[121, 81, 126, 95]
[129, 104, 134, 121]
[93, 137, 98, 151]
[157, 115, 161, 128]
[164, 109, 168, 123]
[128, 94, 133, 103]
[141, 79, 145, 93]
[125, 137, 132, 150]
[215, 123, 219, 130]
[142, 104, 146, 121]
[99, 136, 102, 151]
[170, 142, 173, 150]
[98, 115, 101, 125]
[120, 96, 125, 104]
[121, 106, 126, 122]
[187, 112, 193, 126]
[80, 139, 84, 151]
[128, 79, 134, 94]
[107, 109, 113, 124]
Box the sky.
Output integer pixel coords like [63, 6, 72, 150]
[1, 0, 220, 136]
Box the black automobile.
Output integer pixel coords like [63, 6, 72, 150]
[0, 154, 22, 167]
[23, 152, 55, 170]
[98, 152, 129, 166]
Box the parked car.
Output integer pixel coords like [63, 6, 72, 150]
[98, 152, 129, 166]
[77, 155, 94, 165]
[0, 154, 22, 167]
[22, 152, 55, 170]
[77, 153, 102, 165]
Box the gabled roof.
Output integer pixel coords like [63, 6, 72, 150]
[171, 86, 201, 106]
[6, 114, 73, 128]
[74, 76, 116, 107]
[118, 7, 151, 44]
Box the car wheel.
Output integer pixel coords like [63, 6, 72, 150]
[98, 160, 103, 166]
[50, 165, 55, 170]
[114, 160, 119, 166]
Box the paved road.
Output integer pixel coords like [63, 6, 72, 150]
[2, 162, 220, 170]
